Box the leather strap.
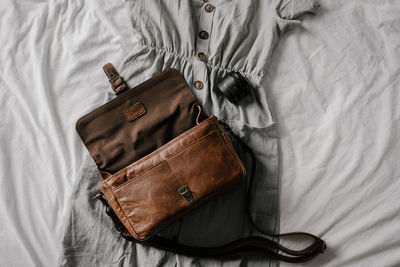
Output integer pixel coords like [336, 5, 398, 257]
[123, 233, 325, 263]
[217, 121, 326, 261]
[103, 63, 128, 95]
[98, 194, 324, 262]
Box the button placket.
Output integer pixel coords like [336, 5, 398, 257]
[194, 2, 215, 91]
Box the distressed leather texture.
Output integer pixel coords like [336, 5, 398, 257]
[76, 69, 203, 174]
[99, 116, 246, 240]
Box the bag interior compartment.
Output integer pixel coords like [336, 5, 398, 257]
[76, 69, 204, 174]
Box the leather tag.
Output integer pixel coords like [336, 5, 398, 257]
[123, 102, 146, 122]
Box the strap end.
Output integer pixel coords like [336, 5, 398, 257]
[102, 63, 128, 95]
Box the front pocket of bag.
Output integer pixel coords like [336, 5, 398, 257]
[112, 130, 245, 240]
[113, 160, 187, 240]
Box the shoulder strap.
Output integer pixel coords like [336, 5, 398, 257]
[98, 192, 325, 262]
[124, 233, 325, 263]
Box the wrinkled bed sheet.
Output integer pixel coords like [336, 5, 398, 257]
[0, 0, 399, 266]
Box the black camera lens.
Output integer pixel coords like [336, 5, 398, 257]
[216, 72, 251, 103]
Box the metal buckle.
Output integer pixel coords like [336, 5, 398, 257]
[92, 191, 109, 207]
[104, 66, 119, 84]
[178, 185, 194, 204]
[92, 192, 104, 200]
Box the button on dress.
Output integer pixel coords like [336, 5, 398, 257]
[59, 0, 319, 266]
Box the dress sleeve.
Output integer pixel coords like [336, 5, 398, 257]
[274, 0, 320, 34]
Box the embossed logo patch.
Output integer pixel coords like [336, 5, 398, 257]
[123, 102, 146, 122]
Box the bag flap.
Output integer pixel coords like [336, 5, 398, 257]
[76, 69, 200, 174]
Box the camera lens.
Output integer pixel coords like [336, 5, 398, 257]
[217, 72, 250, 103]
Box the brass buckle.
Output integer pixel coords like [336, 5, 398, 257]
[104, 66, 119, 84]
[92, 192, 109, 206]
[178, 185, 194, 204]
[92, 192, 103, 200]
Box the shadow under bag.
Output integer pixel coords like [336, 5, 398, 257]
[76, 63, 326, 263]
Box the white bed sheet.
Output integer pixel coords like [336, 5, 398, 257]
[0, 1, 135, 266]
[0, 0, 399, 266]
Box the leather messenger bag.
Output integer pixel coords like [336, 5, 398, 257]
[76, 64, 326, 263]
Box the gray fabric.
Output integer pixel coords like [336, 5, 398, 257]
[58, 0, 319, 266]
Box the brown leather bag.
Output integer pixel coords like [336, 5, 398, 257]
[76, 64, 326, 262]
[99, 115, 245, 240]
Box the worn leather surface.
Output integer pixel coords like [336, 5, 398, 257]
[99, 116, 246, 240]
[76, 69, 202, 174]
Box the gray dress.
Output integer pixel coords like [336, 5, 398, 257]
[59, 0, 319, 266]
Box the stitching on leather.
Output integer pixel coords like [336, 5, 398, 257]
[217, 125, 246, 177]
[106, 116, 216, 180]
[103, 183, 140, 238]
[113, 129, 218, 191]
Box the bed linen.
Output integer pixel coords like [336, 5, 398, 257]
[0, 0, 399, 266]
